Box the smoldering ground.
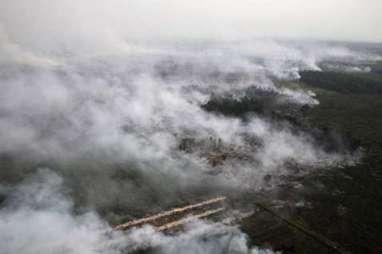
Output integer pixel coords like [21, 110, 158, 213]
[0, 38, 375, 253]
[0, 169, 284, 254]
[1, 1, 381, 253]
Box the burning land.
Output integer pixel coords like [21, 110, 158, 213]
[1, 1, 382, 254]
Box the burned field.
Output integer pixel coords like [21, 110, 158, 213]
[1, 40, 382, 254]
[159, 61, 382, 253]
[113, 64, 382, 253]
[241, 66, 382, 253]
[1, 0, 382, 252]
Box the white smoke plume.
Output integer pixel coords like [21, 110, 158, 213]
[0, 42, 353, 187]
[0, 170, 279, 254]
[0, 1, 371, 228]
[0, 1, 380, 253]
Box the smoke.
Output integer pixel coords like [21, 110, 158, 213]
[0, 169, 112, 254]
[0, 41, 356, 182]
[0, 1, 380, 252]
[1, 0, 382, 45]
[123, 221, 281, 254]
[0, 9, 373, 222]
[0, 25, 58, 66]
[0, 169, 279, 254]
[0, 39, 366, 254]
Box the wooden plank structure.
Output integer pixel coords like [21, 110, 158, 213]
[113, 196, 226, 231]
[112, 196, 351, 254]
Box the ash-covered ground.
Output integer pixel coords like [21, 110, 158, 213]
[2, 38, 381, 253]
[1, 1, 382, 253]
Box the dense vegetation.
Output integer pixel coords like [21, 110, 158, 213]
[279, 69, 382, 254]
[203, 66, 382, 254]
[202, 88, 307, 123]
[300, 70, 382, 94]
[296, 82, 382, 254]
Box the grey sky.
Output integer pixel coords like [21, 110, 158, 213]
[0, 0, 381, 47]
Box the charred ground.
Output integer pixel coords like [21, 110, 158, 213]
[202, 62, 382, 253]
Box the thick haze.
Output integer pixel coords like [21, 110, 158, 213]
[0, 1, 381, 254]
[0, 0, 381, 47]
